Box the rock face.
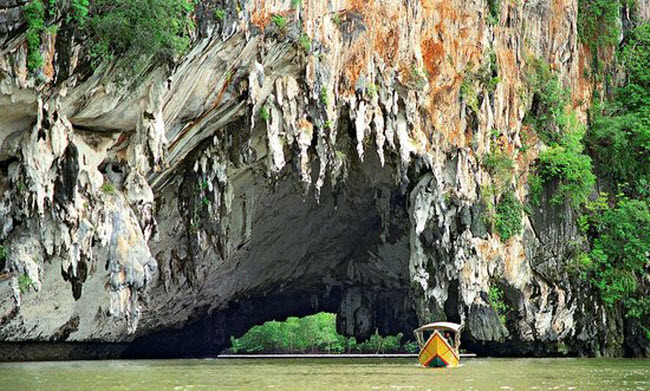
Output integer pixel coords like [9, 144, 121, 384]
[0, 0, 647, 360]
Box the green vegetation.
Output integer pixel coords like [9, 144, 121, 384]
[577, 0, 621, 49]
[488, 285, 509, 324]
[479, 185, 497, 229]
[259, 105, 270, 122]
[0, 245, 7, 264]
[577, 192, 608, 233]
[483, 148, 514, 191]
[320, 87, 330, 106]
[525, 59, 595, 207]
[536, 138, 595, 207]
[487, 0, 500, 25]
[23, 0, 194, 75]
[589, 199, 650, 316]
[214, 8, 226, 21]
[230, 313, 418, 354]
[480, 141, 518, 240]
[461, 54, 499, 113]
[18, 274, 33, 294]
[271, 14, 286, 30]
[566, 250, 593, 279]
[101, 182, 115, 193]
[460, 76, 479, 113]
[70, 0, 89, 23]
[587, 24, 650, 199]
[291, 0, 302, 9]
[478, 51, 500, 93]
[524, 59, 572, 144]
[494, 190, 523, 241]
[86, 0, 194, 75]
[298, 34, 311, 53]
[24, 0, 46, 72]
[366, 83, 378, 98]
[574, 21, 650, 337]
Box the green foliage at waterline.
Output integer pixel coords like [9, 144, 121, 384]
[589, 199, 650, 312]
[229, 313, 418, 354]
[578, 22, 650, 337]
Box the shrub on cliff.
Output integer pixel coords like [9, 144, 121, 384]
[587, 24, 650, 199]
[18, 274, 33, 294]
[488, 285, 509, 324]
[23, 0, 46, 72]
[0, 245, 7, 265]
[495, 190, 522, 241]
[482, 147, 514, 193]
[536, 126, 595, 208]
[577, 0, 621, 49]
[86, 0, 195, 74]
[525, 59, 595, 208]
[487, 0, 500, 24]
[22, 0, 195, 76]
[524, 59, 572, 143]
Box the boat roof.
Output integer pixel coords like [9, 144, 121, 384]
[414, 322, 462, 333]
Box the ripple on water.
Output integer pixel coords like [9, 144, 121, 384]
[0, 358, 648, 390]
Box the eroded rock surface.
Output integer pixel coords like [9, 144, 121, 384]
[0, 0, 648, 359]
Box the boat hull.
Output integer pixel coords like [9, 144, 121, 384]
[418, 331, 460, 368]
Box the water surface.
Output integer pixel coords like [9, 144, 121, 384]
[1, 358, 649, 390]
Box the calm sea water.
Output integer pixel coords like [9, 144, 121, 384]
[0, 358, 648, 390]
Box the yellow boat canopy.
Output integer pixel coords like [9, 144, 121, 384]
[414, 322, 463, 368]
[414, 322, 463, 334]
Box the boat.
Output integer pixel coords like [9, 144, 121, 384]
[413, 321, 462, 368]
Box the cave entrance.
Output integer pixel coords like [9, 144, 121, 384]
[124, 143, 420, 359]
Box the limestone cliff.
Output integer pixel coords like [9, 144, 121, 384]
[0, 0, 647, 360]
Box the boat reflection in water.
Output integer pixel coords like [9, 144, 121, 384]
[414, 322, 462, 368]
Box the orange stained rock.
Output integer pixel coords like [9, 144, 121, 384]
[341, 47, 367, 93]
[477, 241, 499, 261]
[419, 0, 483, 149]
[42, 33, 56, 80]
[351, 1, 403, 73]
[297, 117, 313, 134]
[248, 0, 269, 29]
[549, 0, 566, 37]
[421, 38, 444, 79]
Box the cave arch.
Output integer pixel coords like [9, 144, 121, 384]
[123, 145, 420, 358]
